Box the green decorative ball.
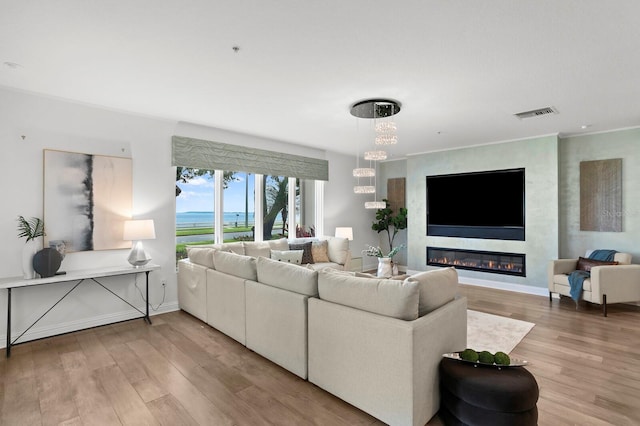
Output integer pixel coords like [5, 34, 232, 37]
[494, 351, 511, 366]
[460, 348, 479, 362]
[478, 350, 495, 364]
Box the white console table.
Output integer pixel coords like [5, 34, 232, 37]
[0, 263, 160, 357]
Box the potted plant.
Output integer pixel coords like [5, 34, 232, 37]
[17, 215, 45, 279]
[366, 200, 408, 277]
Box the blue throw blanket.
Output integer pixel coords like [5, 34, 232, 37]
[567, 249, 617, 301]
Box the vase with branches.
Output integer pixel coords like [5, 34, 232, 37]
[17, 215, 45, 279]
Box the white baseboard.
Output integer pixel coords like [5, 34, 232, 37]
[0, 302, 179, 349]
[459, 277, 549, 297]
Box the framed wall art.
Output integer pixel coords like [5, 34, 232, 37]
[43, 149, 133, 252]
[580, 158, 622, 232]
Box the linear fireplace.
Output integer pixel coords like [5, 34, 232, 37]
[427, 247, 526, 277]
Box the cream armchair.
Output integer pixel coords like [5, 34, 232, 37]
[548, 252, 640, 316]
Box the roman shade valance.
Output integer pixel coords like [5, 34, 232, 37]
[172, 136, 329, 181]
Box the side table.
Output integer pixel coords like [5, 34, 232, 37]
[439, 357, 539, 425]
[0, 264, 160, 357]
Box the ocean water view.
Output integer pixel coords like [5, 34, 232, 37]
[177, 211, 255, 228]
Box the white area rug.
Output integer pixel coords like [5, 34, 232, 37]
[466, 310, 535, 354]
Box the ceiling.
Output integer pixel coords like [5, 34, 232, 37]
[2, 1, 640, 158]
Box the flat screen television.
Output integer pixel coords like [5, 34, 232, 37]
[426, 168, 525, 240]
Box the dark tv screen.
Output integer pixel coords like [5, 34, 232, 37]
[426, 168, 525, 240]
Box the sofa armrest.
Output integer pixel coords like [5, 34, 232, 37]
[342, 250, 352, 271]
[589, 264, 640, 304]
[550, 259, 579, 275]
[548, 259, 578, 291]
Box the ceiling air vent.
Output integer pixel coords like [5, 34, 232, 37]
[513, 106, 558, 120]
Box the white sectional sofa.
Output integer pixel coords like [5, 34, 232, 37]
[177, 238, 467, 426]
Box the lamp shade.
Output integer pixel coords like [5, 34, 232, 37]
[123, 219, 156, 241]
[335, 227, 353, 240]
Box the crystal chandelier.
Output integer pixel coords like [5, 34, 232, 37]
[352, 167, 375, 177]
[350, 98, 401, 208]
[364, 150, 388, 161]
[365, 201, 387, 209]
[354, 185, 376, 194]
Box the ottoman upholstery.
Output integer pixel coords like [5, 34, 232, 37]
[439, 357, 539, 426]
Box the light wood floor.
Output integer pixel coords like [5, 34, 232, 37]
[1, 284, 639, 426]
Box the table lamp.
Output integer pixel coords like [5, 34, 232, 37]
[123, 219, 156, 267]
[335, 227, 353, 240]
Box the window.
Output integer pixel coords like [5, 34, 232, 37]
[175, 167, 215, 261]
[175, 169, 309, 259]
[171, 136, 328, 259]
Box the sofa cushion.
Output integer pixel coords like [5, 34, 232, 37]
[311, 240, 331, 263]
[326, 237, 349, 265]
[576, 256, 618, 272]
[257, 256, 318, 296]
[196, 242, 245, 255]
[213, 250, 257, 281]
[244, 241, 272, 258]
[307, 262, 342, 271]
[271, 249, 304, 265]
[289, 241, 314, 264]
[318, 270, 419, 320]
[553, 273, 592, 291]
[185, 247, 216, 269]
[405, 267, 459, 316]
[268, 238, 290, 251]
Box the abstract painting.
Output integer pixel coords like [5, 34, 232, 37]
[44, 150, 133, 252]
[580, 158, 622, 232]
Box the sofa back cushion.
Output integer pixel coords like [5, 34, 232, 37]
[243, 241, 272, 258]
[584, 250, 632, 265]
[213, 250, 257, 281]
[614, 253, 632, 265]
[186, 247, 216, 269]
[318, 269, 418, 320]
[257, 256, 318, 296]
[268, 238, 290, 251]
[404, 267, 458, 316]
[197, 242, 246, 255]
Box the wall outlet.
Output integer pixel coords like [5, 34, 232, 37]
[161, 280, 166, 287]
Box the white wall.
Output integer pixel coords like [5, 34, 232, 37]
[0, 87, 178, 345]
[0, 87, 343, 347]
[323, 150, 376, 271]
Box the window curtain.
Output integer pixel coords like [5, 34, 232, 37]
[171, 135, 328, 181]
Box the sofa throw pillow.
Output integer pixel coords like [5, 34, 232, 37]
[576, 256, 618, 272]
[271, 249, 304, 265]
[243, 242, 271, 258]
[289, 241, 314, 264]
[311, 240, 331, 263]
[405, 267, 458, 317]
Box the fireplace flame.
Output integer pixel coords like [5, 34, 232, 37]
[428, 256, 523, 275]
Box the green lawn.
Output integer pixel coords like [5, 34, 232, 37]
[176, 226, 254, 236]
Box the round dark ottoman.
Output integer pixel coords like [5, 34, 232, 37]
[439, 357, 539, 426]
